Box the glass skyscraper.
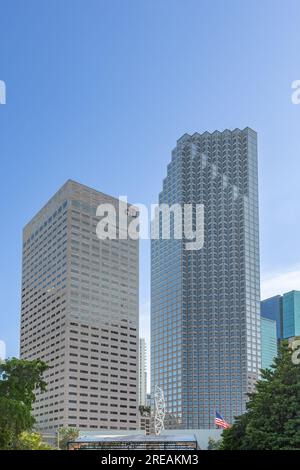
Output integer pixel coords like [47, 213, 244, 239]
[151, 128, 261, 429]
[261, 317, 277, 370]
[283, 290, 300, 339]
[261, 295, 283, 341]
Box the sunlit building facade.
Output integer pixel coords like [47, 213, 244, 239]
[20, 180, 139, 432]
[151, 128, 261, 428]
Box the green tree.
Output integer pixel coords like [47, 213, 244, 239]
[139, 405, 151, 416]
[58, 427, 79, 450]
[17, 432, 53, 450]
[0, 358, 48, 407]
[0, 398, 33, 450]
[207, 437, 222, 450]
[221, 341, 300, 450]
[0, 358, 49, 449]
[220, 413, 250, 450]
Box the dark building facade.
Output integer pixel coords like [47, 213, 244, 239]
[151, 128, 261, 428]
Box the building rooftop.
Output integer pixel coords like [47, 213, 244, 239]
[75, 433, 196, 443]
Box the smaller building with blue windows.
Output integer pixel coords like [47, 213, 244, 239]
[283, 290, 300, 339]
[261, 317, 277, 370]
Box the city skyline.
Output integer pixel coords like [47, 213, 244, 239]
[1, 0, 300, 455]
[1, 0, 300, 374]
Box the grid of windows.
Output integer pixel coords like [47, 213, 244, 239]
[261, 317, 277, 369]
[151, 128, 261, 429]
[20, 180, 139, 432]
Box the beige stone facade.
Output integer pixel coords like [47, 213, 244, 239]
[20, 180, 139, 432]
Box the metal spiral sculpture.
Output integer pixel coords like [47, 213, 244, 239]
[154, 385, 165, 435]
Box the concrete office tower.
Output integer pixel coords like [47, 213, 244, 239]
[261, 317, 277, 369]
[20, 180, 139, 433]
[151, 128, 261, 429]
[139, 338, 147, 406]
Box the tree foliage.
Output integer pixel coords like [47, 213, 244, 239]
[221, 341, 300, 450]
[0, 358, 49, 449]
[220, 413, 249, 450]
[58, 427, 79, 450]
[0, 397, 33, 449]
[207, 437, 222, 450]
[17, 432, 53, 450]
[139, 405, 151, 416]
[0, 358, 48, 407]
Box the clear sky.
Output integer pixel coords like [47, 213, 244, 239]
[1, 1, 300, 375]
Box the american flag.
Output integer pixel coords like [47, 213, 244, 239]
[215, 411, 231, 429]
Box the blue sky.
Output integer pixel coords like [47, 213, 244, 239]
[1, 0, 300, 365]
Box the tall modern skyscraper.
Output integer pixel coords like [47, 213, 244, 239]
[282, 290, 300, 339]
[261, 291, 300, 341]
[20, 180, 139, 433]
[261, 295, 283, 341]
[139, 338, 147, 406]
[151, 128, 261, 429]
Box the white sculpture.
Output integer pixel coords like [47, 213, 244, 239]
[154, 385, 165, 435]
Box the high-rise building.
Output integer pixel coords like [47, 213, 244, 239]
[283, 290, 300, 339]
[261, 317, 277, 370]
[261, 295, 283, 341]
[146, 393, 152, 408]
[151, 128, 261, 429]
[0, 340, 5, 361]
[20, 180, 139, 433]
[139, 338, 147, 406]
[261, 291, 300, 341]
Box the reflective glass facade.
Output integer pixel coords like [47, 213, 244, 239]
[283, 290, 300, 339]
[151, 128, 261, 428]
[261, 295, 283, 340]
[261, 317, 277, 369]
